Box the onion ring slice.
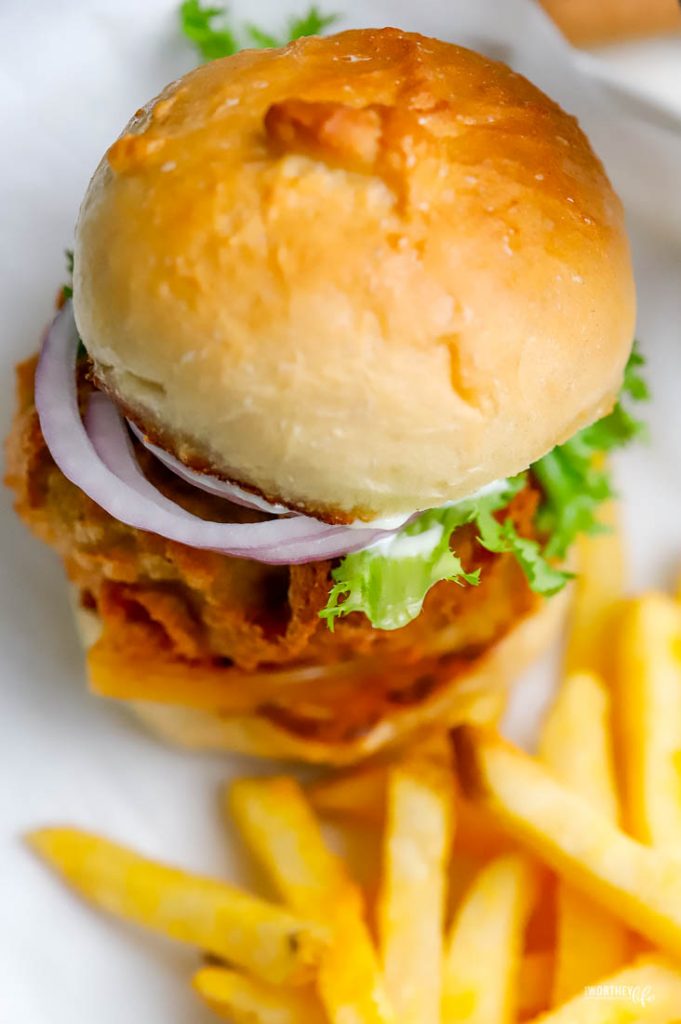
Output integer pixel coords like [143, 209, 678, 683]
[35, 303, 389, 564]
[127, 420, 292, 516]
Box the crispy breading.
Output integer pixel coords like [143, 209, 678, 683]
[5, 356, 538, 742]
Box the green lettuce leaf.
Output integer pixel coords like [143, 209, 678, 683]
[62, 249, 88, 358]
[179, 0, 238, 60]
[245, 24, 280, 48]
[179, 0, 338, 62]
[320, 477, 568, 631]
[62, 248, 74, 302]
[286, 6, 338, 39]
[532, 343, 648, 559]
[321, 346, 648, 631]
[475, 504, 571, 596]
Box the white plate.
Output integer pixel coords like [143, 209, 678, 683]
[2, 2, 681, 1021]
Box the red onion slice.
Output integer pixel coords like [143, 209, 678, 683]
[126, 420, 292, 516]
[85, 393, 199, 519]
[129, 420, 413, 531]
[87, 392, 379, 562]
[34, 303, 390, 564]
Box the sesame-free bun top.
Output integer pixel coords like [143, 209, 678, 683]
[74, 28, 635, 523]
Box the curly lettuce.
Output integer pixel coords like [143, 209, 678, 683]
[61, 249, 74, 303]
[179, 0, 338, 61]
[321, 478, 570, 631]
[532, 344, 648, 559]
[321, 347, 648, 631]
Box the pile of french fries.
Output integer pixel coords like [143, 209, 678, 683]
[28, 503, 681, 1022]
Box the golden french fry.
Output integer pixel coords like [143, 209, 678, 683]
[228, 777, 393, 1024]
[377, 754, 454, 1023]
[308, 764, 387, 824]
[307, 733, 449, 825]
[452, 726, 681, 960]
[538, 671, 628, 1004]
[551, 886, 629, 1009]
[309, 765, 511, 861]
[465, 684, 508, 727]
[614, 594, 681, 846]
[193, 967, 326, 1024]
[454, 795, 514, 860]
[517, 951, 553, 1019]
[523, 869, 556, 954]
[442, 853, 537, 1023]
[447, 852, 484, 921]
[564, 499, 625, 680]
[27, 828, 325, 986]
[525, 955, 681, 1023]
[539, 671, 619, 822]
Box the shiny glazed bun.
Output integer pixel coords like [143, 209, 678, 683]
[74, 28, 635, 523]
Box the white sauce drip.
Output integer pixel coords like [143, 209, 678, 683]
[158, 476, 510, 532]
[128, 427, 510, 537]
[359, 477, 512, 558]
[348, 478, 510, 531]
[348, 511, 414, 531]
[368, 523, 445, 560]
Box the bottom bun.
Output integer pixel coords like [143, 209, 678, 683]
[72, 584, 569, 766]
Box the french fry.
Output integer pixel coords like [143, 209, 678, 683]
[377, 754, 454, 1023]
[193, 967, 326, 1024]
[308, 764, 387, 824]
[538, 671, 628, 1004]
[447, 852, 484, 922]
[27, 828, 325, 986]
[523, 870, 556, 954]
[453, 725, 681, 960]
[307, 733, 450, 825]
[563, 500, 625, 681]
[525, 955, 681, 1023]
[228, 777, 393, 1024]
[517, 951, 553, 1020]
[309, 765, 511, 860]
[538, 671, 619, 823]
[441, 853, 537, 1023]
[551, 887, 630, 1010]
[614, 594, 681, 847]
[454, 795, 514, 860]
[465, 684, 508, 727]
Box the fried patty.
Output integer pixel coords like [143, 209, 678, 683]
[5, 355, 539, 740]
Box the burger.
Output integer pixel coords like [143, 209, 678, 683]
[5, 28, 642, 764]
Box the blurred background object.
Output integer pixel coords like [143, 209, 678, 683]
[536, 0, 681, 141]
[540, 0, 681, 45]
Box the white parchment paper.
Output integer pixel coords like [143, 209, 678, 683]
[1, 2, 680, 1021]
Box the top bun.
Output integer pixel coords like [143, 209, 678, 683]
[74, 28, 635, 523]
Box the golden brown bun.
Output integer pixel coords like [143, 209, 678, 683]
[75, 28, 635, 522]
[541, 0, 681, 45]
[72, 584, 569, 765]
